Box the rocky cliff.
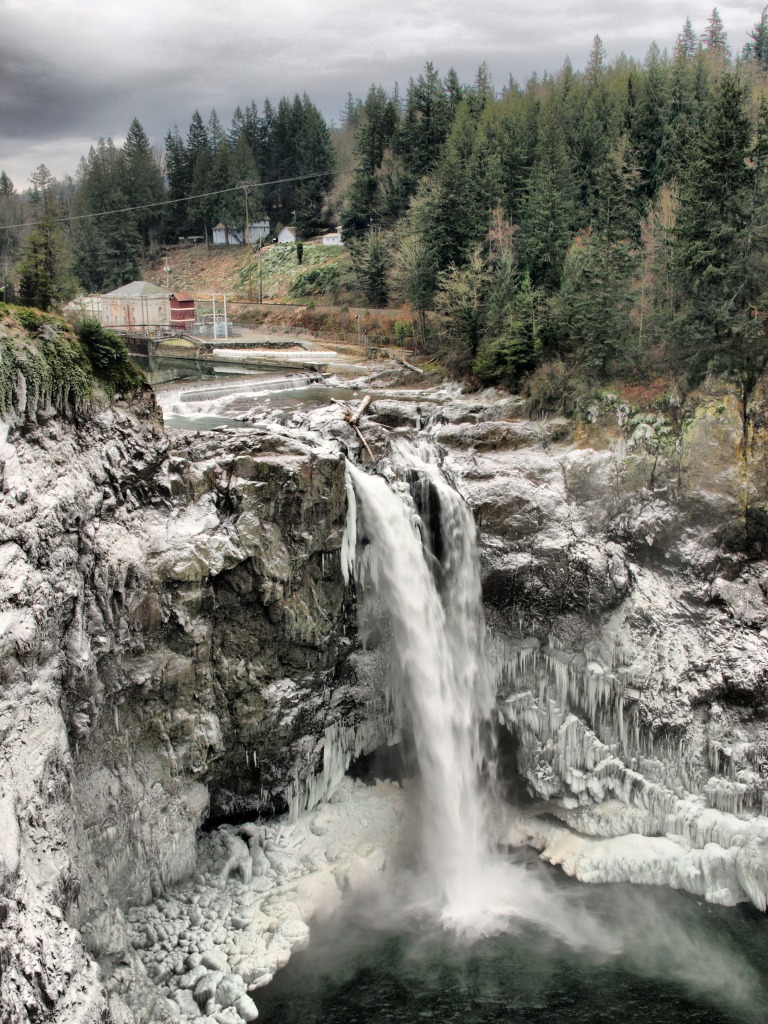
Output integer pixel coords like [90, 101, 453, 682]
[0, 315, 358, 1022]
[3, 312, 768, 1023]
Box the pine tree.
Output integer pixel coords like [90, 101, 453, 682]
[18, 180, 75, 311]
[164, 127, 191, 236]
[434, 246, 490, 368]
[519, 95, 578, 291]
[70, 140, 142, 291]
[390, 229, 435, 348]
[585, 35, 608, 90]
[704, 8, 728, 52]
[703, 8, 730, 73]
[473, 271, 544, 386]
[554, 226, 636, 378]
[122, 118, 164, 249]
[744, 6, 768, 68]
[399, 63, 451, 179]
[675, 17, 698, 62]
[351, 227, 389, 307]
[0, 173, 22, 302]
[672, 74, 766, 385]
[628, 43, 669, 195]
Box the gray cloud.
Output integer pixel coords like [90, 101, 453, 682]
[0, 0, 762, 188]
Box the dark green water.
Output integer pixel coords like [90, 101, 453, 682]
[257, 863, 768, 1024]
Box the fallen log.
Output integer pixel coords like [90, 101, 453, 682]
[353, 423, 376, 463]
[348, 395, 372, 425]
[398, 357, 424, 375]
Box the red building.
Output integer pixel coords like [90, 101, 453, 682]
[170, 293, 195, 329]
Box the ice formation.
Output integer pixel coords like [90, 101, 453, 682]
[494, 636, 768, 909]
[123, 778, 405, 1023]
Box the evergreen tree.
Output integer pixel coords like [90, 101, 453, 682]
[18, 176, 75, 310]
[399, 63, 451, 179]
[672, 74, 766, 385]
[122, 118, 164, 249]
[351, 227, 389, 306]
[342, 85, 399, 239]
[675, 17, 698, 62]
[0, 172, 22, 302]
[473, 272, 544, 386]
[703, 8, 730, 73]
[70, 140, 142, 291]
[744, 6, 768, 68]
[585, 35, 608, 90]
[164, 126, 191, 236]
[554, 226, 636, 378]
[629, 43, 669, 195]
[519, 95, 578, 291]
[704, 8, 728, 52]
[390, 228, 435, 348]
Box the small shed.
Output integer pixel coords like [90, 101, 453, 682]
[170, 293, 195, 328]
[322, 226, 343, 246]
[277, 226, 297, 244]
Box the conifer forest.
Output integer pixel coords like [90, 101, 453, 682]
[4, 9, 768, 396]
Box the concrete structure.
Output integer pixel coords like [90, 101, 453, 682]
[69, 282, 173, 333]
[99, 281, 171, 331]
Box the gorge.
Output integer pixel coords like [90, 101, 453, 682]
[3, 321, 768, 1022]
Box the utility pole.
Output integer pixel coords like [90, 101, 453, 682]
[241, 181, 253, 302]
[259, 236, 263, 304]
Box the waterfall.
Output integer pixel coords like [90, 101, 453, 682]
[343, 447, 497, 926]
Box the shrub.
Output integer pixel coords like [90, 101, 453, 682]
[75, 317, 145, 395]
[526, 360, 589, 417]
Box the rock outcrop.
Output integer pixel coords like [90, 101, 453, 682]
[0, 380, 355, 1021]
[4, 341, 768, 1023]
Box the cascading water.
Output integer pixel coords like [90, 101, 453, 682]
[342, 445, 502, 928]
[342, 445, 622, 946]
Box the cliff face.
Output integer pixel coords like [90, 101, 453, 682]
[4, 355, 768, 1022]
[0, 384, 351, 1021]
[427, 384, 768, 905]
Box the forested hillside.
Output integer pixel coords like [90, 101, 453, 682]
[4, 8, 768, 395]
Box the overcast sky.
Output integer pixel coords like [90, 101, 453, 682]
[0, 1, 762, 189]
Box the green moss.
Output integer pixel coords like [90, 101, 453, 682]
[0, 305, 96, 416]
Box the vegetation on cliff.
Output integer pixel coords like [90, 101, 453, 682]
[0, 305, 145, 417]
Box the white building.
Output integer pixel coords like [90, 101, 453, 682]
[277, 226, 297, 244]
[212, 221, 270, 245]
[322, 226, 343, 246]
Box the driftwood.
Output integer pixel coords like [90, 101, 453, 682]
[398, 357, 424, 375]
[352, 423, 376, 463]
[334, 395, 375, 461]
[348, 394, 372, 424]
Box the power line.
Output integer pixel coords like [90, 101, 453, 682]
[0, 166, 353, 232]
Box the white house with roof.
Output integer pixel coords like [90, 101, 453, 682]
[322, 226, 343, 246]
[212, 220, 270, 245]
[277, 226, 297, 244]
